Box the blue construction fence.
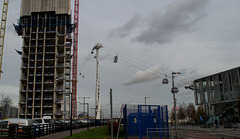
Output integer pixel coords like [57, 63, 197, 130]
[123, 105, 169, 139]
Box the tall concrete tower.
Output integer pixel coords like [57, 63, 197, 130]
[15, 0, 73, 119]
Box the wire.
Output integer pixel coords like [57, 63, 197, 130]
[103, 46, 197, 86]
[102, 48, 190, 87]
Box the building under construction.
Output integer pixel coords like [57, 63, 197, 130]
[15, 0, 74, 119]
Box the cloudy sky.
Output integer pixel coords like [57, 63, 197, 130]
[1, 0, 240, 117]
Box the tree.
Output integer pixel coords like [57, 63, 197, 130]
[196, 105, 206, 123]
[170, 110, 176, 122]
[1, 96, 13, 118]
[177, 102, 186, 121]
[186, 103, 196, 122]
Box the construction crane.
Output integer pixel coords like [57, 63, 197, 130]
[72, 0, 79, 117]
[0, 0, 9, 79]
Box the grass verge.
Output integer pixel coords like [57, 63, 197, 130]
[62, 125, 125, 139]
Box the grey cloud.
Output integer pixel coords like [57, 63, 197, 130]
[123, 65, 162, 86]
[110, 0, 209, 45]
[109, 13, 141, 38]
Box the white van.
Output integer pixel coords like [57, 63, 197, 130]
[34, 116, 54, 125]
[3, 118, 33, 126]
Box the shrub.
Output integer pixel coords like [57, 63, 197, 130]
[108, 121, 119, 135]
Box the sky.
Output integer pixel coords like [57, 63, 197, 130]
[1, 0, 240, 117]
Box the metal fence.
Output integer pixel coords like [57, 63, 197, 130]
[0, 123, 69, 139]
[146, 127, 189, 139]
[0, 121, 96, 139]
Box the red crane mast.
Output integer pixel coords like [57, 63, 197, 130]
[72, 0, 79, 117]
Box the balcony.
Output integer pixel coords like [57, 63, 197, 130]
[37, 57, 43, 61]
[45, 64, 54, 68]
[57, 43, 64, 47]
[43, 113, 53, 116]
[45, 57, 55, 61]
[55, 88, 64, 92]
[44, 72, 54, 76]
[45, 79, 53, 82]
[57, 32, 65, 36]
[28, 89, 34, 92]
[36, 72, 42, 76]
[55, 112, 63, 116]
[35, 88, 41, 92]
[55, 100, 62, 105]
[43, 96, 53, 100]
[46, 43, 55, 47]
[46, 29, 56, 33]
[43, 105, 53, 108]
[43, 88, 54, 91]
[34, 113, 40, 116]
[45, 50, 55, 53]
[20, 101, 26, 104]
[30, 50, 35, 54]
[57, 53, 64, 57]
[19, 113, 25, 116]
[56, 77, 64, 81]
[34, 104, 41, 108]
[21, 89, 26, 92]
[27, 97, 33, 100]
[56, 64, 64, 68]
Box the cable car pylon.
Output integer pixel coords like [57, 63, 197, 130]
[91, 43, 103, 120]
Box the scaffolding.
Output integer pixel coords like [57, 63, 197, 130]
[0, 0, 9, 79]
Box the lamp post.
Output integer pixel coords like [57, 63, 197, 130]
[69, 92, 73, 136]
[144, 97, 149, 105]
[171, 72, 180, 138]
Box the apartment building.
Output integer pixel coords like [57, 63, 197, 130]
[14, 0, 73, 119]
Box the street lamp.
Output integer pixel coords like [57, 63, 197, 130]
[172, 72, 180, 138]
[144, 97, 149, 105]
[68, 92, 73, 136]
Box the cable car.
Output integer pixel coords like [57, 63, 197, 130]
[114, 55, 118, 63]
[162, 75, 169, 84]
[171, 87, 179, 94]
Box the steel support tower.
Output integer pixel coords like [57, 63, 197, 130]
[0, 0, 9, 79]
[91, 43, 102, 120]
[72, 0, 79, 117]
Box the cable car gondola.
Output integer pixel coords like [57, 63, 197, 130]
[162, 75, 169, 84]
[114, 55, 118, 63]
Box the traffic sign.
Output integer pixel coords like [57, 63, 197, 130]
[172, 106, 178, 111]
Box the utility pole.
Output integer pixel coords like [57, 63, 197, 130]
[172, 72, 180, 138]
[110, 89, 113, 139]
[78, 97, 90, 117]
[144, 97, 149, 105]
[91, 43, 103, 120]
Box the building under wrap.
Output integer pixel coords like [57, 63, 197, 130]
[15, 0, 74, 119]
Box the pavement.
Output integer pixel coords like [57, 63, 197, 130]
[183, 125, 240, 138]
[39, 127, 94, 139]
[127, 125, 240, 139]
[37, 125, 240, 139]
